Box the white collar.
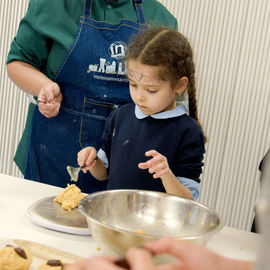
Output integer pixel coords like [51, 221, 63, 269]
[135, 103, 187, 119]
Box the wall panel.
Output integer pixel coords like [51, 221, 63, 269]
[159, 0, 270, 229]
[0, 0, 29, 177]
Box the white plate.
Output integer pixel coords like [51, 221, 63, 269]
[27, 196, 90, 235]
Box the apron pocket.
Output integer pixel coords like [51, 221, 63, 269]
[79, 98, 119, 149]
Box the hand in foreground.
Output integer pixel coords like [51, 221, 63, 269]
[64, 256, 121, 270]
[64, 238, 254, 270]
[64, 248, 155, 270]
[138, 150, 170, 179]
[77, 147, 98, 173]
[38, 82, 62, 118]
[144, 238, 254, 270]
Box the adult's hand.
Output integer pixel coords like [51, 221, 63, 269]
[64, 238, 254, 270]
[145, 238, 254, 270]
[64, 256, 123, 270]
[64, 248, 155, 270]
[38, 82, 62, 118]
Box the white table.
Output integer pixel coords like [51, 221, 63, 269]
[0, 173, 261, 261]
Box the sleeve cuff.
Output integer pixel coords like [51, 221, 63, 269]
[97, 148, 109, 168]
[176, 176, 200, 200]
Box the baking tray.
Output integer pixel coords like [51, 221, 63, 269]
[27, 196, 90, 235]
[0, 237, 83, 269]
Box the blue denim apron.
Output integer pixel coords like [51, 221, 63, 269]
[25, 0, 148, 193]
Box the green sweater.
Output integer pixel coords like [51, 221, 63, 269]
[7, 0, 178, 174]
[7, 0, 177, 78]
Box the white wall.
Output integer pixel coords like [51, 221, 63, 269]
[1, 0, 270, 230]
[0, 0, 29, 177]
[159, 0, 270, 230]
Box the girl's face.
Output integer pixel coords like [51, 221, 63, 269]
[128, 60, 181, 115]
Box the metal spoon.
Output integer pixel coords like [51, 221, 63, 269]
[67, 157, 98, 181]
[66, 165, 85, 182]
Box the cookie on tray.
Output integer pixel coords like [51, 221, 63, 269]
[38, 259, 64, 270]
[0, 245, 32, 270]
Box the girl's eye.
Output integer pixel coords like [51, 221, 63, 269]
[147, 89, 157, 93]
[129, 82, 137, 87]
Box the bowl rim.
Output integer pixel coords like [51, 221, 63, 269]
[79, 189, 224, 240]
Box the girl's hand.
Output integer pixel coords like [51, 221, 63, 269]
[138, 150, 170, 179]
[37, 82, 62, 118]
[77, 147, 98, 173]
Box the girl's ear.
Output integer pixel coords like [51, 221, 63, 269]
[175, 76, 188, 95]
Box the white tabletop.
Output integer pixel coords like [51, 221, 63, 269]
[0, 173, 261, 261]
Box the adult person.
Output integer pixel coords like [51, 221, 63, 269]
[6, 0, 178, 193]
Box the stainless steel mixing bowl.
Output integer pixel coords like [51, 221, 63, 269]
[79, 189, 223, 255]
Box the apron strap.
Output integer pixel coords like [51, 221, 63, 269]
[133, 0, 146, 25]
[84, 0, 92, 18]
[85, 0, 146, 25]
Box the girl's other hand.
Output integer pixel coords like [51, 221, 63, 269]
[37, 82, 62, 118]
[77, 147, 98, 173]
[138, 150, 170, 179]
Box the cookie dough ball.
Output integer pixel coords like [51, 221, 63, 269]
[38, 259, 64, 270]
[0, 245, 32, 270]
[54, 184, 86, 211]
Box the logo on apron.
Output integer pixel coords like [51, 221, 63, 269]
[87, 41, 128, 77]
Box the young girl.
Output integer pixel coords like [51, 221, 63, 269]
[77, 27, 205, 200]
